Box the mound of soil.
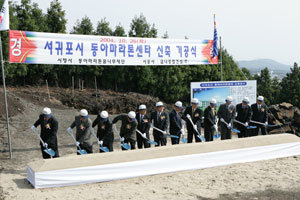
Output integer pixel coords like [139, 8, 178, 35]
[0, 90, 24, 120]
[9, 86, 173, 115]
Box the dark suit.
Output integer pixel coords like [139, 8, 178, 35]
[112, 114, 138, 150]
[92, 116, 114, 152]
[235, 103, 252, 138]
[204, 106, 216, 142]
[136, 113, 151, 149]
[169, 109, 183, 145]
[34, 115, 59, 159]
[217, 103, 236, 140]
[150, 110, 169, 146]
[183, 106, 203, 143]
[250, 103, 268, 136]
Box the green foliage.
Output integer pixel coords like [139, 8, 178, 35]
[279, 63, 300, 107]
[71, 16, 93, 35]
[95, 18, 113, 36]
[129, 14, 157, 38]
[46, 0, 67, 33]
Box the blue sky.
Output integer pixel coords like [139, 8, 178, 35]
[20, 0, 300, 66]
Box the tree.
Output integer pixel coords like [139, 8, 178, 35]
[46, 0, 67, 33]
[280, 63, 300, 107]
[128, 14, 157, 38]
[95, 18, 113, 36]
[71, 16, 93, 35]
[255, 67, 273, 105]
[113, 24, 126, 37]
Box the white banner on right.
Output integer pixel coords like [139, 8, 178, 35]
[191, 80, 257, 110]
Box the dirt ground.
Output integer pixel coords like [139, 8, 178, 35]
[0, 87, 300, 200]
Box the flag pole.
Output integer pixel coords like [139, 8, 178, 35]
[220, 36, 222, 81]
[0, 31, 12, 159]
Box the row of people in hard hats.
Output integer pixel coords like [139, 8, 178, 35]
[31, 95, 268, 159]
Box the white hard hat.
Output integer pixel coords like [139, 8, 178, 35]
[225, 96, 233, 102]
[210, 98, 217, 104]
[156, 101, 164, 107]
[100, 111, 108, 119]
[128, 111, 136, 120]
[191, 98, 199, 104]
[175, 101, 183, 109]
[139, 104, 147, 110]
[257, 96, 264, 101]
[42, 107, 51, 115]
[242, 97, 250, 104]
[80, 109, 88, 118]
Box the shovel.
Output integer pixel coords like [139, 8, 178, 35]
[67, 128, 87, 155]
[234, 119, 257, 129]
[31, 127, 55, 157]
[113, 125, 130, 150]
[220, 119, 241, 133]
[151, 125, 179, 139]
[136, 129, 158, 145]
[179, 120, 188, 143]
[186, 114, 206, 142]
[250, 120, 277, 128]
[91, 128, 109, 152]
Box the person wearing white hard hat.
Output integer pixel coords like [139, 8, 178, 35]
[112, 111, 138, 150]
[204, 99, 218, 142]
[217, 96, 236, 140]
[169, 101, 184, 145]
[136, 105, 151, 149]
[183, 98, 203, 143]
[234, 97, 252, 138]
[150, 101, 169, 146]
[250, 96, 268, 136]
[92, 110, 114, 152]
[68, 109, 93, 154]
[31, 107, 59, 159]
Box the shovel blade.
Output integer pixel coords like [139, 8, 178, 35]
[197, 135, 206, 142]
[100, 146, 109, 152]
[247, 126, 257, 129]
[180, 137, 187, 143]
[121, 143, 130, 150]
[231, 128, 241, 133]
[77, 149, 88, 155]
[167, 134, 179, 139]
[214, 133, 221, 139]
[43, 148, 55, 157]
[147, 140, 158, 145]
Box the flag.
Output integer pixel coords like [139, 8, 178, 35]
[212, 14, 218, 58]
[0, 0, 9, 31]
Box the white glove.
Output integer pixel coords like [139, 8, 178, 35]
[227, 123, 232, 128]
[75, 141, 80, 147]
[245, 122, 249, 127]
[193, 125, 198, 130]
[181, 128, 184, 134]
[220, 118, 225, 122]
[265, 122, 268, 126]
[214, 125, 218, 131]
[31, 125, 37, 132]
[142, 133, 147, 138]
[186, 114, 191, 118]
[121, 137, 125, 142]
[43, 142, 48, 148]
[67, 127, 73, 134]
[162, 131, 167, 135]
[98, 140, 103, 145]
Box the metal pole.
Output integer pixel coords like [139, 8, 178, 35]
[220, 36, 223, 81]
[72, 76, 74, 97]
[94, 76, 97, 98]
[46, 79, 50, 100]
[0, 32, 12, 159]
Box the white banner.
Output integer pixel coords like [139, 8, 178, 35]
[9, 30, 218, 66]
